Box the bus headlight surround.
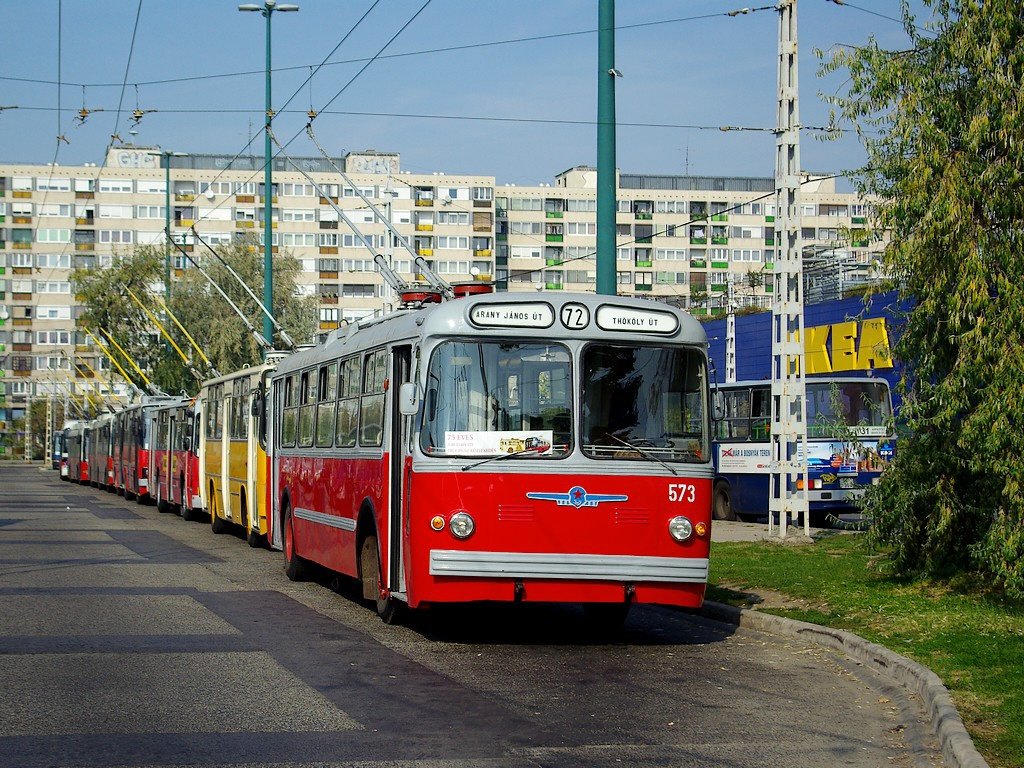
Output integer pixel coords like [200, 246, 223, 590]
[668, 515, 694, 542]
[449, 511, 476, 539]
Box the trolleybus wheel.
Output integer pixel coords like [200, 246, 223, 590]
[156, 478, 171, 514]
[712, 481, 738, 521]
[360, 532, 402, 625]
[283, 504, 308, 581]
[210, 487, 228, 534]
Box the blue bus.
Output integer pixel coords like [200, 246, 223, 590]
[711, 376, 895, 521]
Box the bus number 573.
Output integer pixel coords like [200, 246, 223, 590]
[669, 483, 696, 503]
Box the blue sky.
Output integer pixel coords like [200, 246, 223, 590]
[1, 1, 928, 186]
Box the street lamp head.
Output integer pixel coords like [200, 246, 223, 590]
[238, 4, 261, 10]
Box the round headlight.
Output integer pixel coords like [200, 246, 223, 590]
[668, 515, 694, 542]
[449, 511, 476, 540]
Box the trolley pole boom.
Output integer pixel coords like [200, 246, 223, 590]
[121, 285, 203, 380]
[166, 234, 273, 352]
[83, 328, 145, 398]
[189, 227, 294, 350]
[146, 289, 220, 377]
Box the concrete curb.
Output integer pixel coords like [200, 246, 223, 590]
[697, 601, 989, 768]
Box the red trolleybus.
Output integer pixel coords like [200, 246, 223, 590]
[86, 411, 115, 490]
[66, 420, 89, 484]
[152, 396, 194, 515]
[269, 291, 713, 625]
[111, 396, 176, 502]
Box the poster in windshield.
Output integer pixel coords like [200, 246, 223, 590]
[444, 430, 554, 456]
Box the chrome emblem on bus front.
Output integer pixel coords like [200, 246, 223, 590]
[526, 486, 629, 508]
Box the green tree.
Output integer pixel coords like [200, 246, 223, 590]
[169, 235, 317, 376]
[72, 236, 317, 396]
[819, 0, 1024, 597]
[72, 246, 171, 395]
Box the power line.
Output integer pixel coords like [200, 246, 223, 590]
[0, 7, 778, 90]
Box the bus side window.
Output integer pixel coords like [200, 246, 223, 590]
[723, 390, 750, 440]
[360, 349, 386, 447]
[281, 375, 297, 448]
[298, 371, 315, 448]
[750, 386, 770, 441]
[336, 357, 360, 448]
[315, 362, 338, 448]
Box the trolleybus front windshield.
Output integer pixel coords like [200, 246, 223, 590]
[582, 344, 709, 463]
[806, 380, 892, 437]
[422, 341, 572, 457]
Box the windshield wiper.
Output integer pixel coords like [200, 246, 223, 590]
[461, 448, 539, 472]
[603, 432, 678, 476]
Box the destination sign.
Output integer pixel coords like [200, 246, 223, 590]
[595, 305, 679, 334]
[469, 302, 555, 329]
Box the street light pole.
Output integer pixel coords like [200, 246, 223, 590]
[239, 0, 299, 351]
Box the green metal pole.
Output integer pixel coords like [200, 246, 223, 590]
[596, 0, 617, 296]
[164, 155, 171, 302]
[262, 6, 275, 348]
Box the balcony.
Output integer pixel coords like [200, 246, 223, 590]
[415, 223, 433, 231]
[12, 242, 32, 250]
[474, 249, 492, 258]
[75, 190, 95, 199]
[318, 246, 338, 254]
[12, 190, 32, 199]
[319, 271, 339, 279]
[711, 214, 728, 222]
[689, 237, 707, 246]
[319, 320, 339, 330]
[12, 216, 32, 225]
[544, 234, 563, 243]
[236, 194, 255, 203]
[416, 248, 433, 257]
[319, 196, 339, 205]
[175, 193, 195, 202]
[711, 237, 729, 245]
[235, 220, 255, 228]
[76, 217, 95, 226]
[545, 211, 563, 219]
[319, 220, 338, 229]
[415, 198, 434, 207]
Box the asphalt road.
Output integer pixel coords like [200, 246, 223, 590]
[0, 464, 944, 768]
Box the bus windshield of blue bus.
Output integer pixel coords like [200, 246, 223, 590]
[421, 341, 572, 457]
[806, 380, 892, 437]
[582, 344, 708, 463]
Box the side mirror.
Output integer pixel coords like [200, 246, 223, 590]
[399, 381, 418, 416]
[712, 391, 725, 422]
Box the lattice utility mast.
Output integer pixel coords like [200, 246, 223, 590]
[770, 0, 809, 537]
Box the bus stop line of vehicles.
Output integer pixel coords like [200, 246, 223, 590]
[56, 288, 889, 626]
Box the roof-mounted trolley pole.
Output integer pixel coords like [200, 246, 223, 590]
[769, 0, 809, 538]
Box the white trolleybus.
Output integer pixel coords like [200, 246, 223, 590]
[268, 289, 714, 626]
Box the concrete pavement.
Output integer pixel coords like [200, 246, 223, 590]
[704, 519, 989, 768]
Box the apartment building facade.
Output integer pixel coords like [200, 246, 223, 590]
[0, 146, 883, 455]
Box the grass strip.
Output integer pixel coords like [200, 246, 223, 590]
[707, 533, 1024, 768]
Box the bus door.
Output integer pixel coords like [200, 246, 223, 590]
[389, 344, 413, 596]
